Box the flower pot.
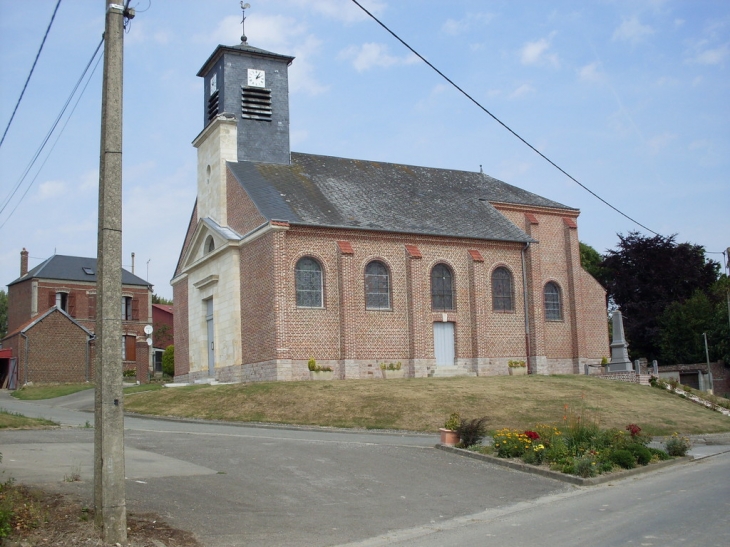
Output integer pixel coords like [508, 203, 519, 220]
[508, 367, 527, 376]
[383, 369, 404, 379]
[310, 370, 333, 380]
[439, 428, 459, 446]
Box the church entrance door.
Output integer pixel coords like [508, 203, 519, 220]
[433, 322, 455, 366]
[206, 299, 215, 376]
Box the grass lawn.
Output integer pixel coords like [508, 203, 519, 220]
[0, 409, 57, 429]
[11, 383, 94, 401]
[123, 375, 730, 436]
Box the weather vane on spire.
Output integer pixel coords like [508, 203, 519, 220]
[240, 2, 251, 44]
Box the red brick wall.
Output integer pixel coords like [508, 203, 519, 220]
[8, 310, 92, 385]
[7, 280, 32, 334]
[227, 169, 267, 236]
[172, 279, 189, 377]
[152, 305, 174, 349]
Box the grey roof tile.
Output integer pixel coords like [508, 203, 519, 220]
[8, 255, 151, 288]
[227, 153, 577, 243]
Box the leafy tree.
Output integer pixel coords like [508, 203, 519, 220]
[659, 277, 729, 365]
[0, 290, 7, 340]
[152, 294, 173, 305]
[579, 241, 606, 283]
[600, 232, 719, 361]
[162, 345, 174, 377]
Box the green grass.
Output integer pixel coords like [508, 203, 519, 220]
[11, 383, 93, 401]
[123, 384, 164, 395]
[123, 375, 730, 435]
[0, 409, 57, 429]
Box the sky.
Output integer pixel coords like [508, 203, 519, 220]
[1, 0, 728, 299]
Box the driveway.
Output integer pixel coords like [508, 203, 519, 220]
[1, 390, 728, 546]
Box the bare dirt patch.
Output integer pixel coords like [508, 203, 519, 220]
[1, 483, 201, 547]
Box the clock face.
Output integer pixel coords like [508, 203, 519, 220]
[247, 68, 265, 88]
[209, 73, 218, 94]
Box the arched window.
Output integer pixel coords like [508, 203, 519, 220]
[431, 263, 455, 311]
[544, 281, 563, 321]
[365, 260, 390, 310]
[295, 257, 323, 308]
[492, 267, 514, 312]
[205, 236, 215, 254]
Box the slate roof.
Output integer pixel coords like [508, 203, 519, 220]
[8, 255, 151, 288]
[197, 43, 295, 76]
[227, 153, 577, 243]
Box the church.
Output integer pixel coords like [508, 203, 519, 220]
[171, 38, 609, 383]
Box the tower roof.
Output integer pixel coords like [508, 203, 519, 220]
[197, 43, 295, 77]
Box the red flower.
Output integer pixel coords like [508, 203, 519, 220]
[626, 424, 641, 437]
[524, 430, 540, 440]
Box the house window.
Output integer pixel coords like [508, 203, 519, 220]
[365, 260, 390, 310]
[544, 282, 563, 321]
[122, 335, 136, 362]
[205, 236, 215, 254]
[431, 263, 455, 311]
[492, 267, 514, 312]
[295, 257, 323, 308]
[55, 292, 68, 312]
[122, 296, 139, 321]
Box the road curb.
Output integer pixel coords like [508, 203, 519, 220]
[435, 444, 694, 486]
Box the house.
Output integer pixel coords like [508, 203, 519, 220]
[2, 249, 153, 385]
[151, 303, 174, 374]
[171, 40, 609, 383]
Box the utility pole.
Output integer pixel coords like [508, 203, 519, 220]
[95, 1, 133, 543]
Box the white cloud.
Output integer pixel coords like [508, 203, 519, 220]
[79, 170, 99, 192]
[578, 62, 605, 83]
[647, 132, 677, 154]
[441, 13, 495, 36]
[520, 34, 560, 67]
[690, 42, 729, 65]
[124, 21, 174, 46]
[509, 83, 535, 99]
[338, 43, 418, 72]
[285, 0, 386, 24]
[612, 17, 655, 44]
[203, 14, 328, 96]
[37, 180, 66, 200]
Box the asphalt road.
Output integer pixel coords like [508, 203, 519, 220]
[1, 389, 728, 546]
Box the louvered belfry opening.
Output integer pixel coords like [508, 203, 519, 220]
[207, 90, 219, 123]
[241, 86, 272, 121]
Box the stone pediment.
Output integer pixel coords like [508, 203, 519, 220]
[179, 217, 242, 273]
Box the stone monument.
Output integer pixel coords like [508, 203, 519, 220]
[607, 311, 633, 372]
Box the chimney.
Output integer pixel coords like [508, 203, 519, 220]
[20, 248, 28, 277]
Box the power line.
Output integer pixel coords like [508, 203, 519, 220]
[0, 45, 104, 232]
[350, 0, 660, 236]
[0, 0, 63, 149]
[0, 37, 104, 224]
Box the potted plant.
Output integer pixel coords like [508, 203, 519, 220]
[508, 360, 527, 376]
[439, 412, 461, 446]
[308, 357, 333, 380]
[379, 361, 404, 379]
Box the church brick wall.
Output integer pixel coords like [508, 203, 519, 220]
[172, 279, 189, 379]
[227, 169, 267, 236]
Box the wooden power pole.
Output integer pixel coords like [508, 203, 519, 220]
[95, 1, 133, 543]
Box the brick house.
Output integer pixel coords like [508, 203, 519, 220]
[171, 41, 609, 383]
[151, 303, 174, 374]
[2, 250, 153, 385]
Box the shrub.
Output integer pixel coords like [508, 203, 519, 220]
[648, 447, 672, 461]
[443, 413, 461, 430]
[610, 449, 636, 469]
[162, 345, 174, 377]
[627, 444, 652, 466]
[308, 357, 317, 372]
[122, 368, 136, 378]
[573, 455, 598, 478]
[456, 417, 488, 448]
[664, 433, 691, 456]
[379, 362, 402, 371]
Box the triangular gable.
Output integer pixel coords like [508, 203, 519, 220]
[4, 306, 93, 341]
[178, 217, 243, 272]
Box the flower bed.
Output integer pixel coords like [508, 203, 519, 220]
[482, 423, 687, 478]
